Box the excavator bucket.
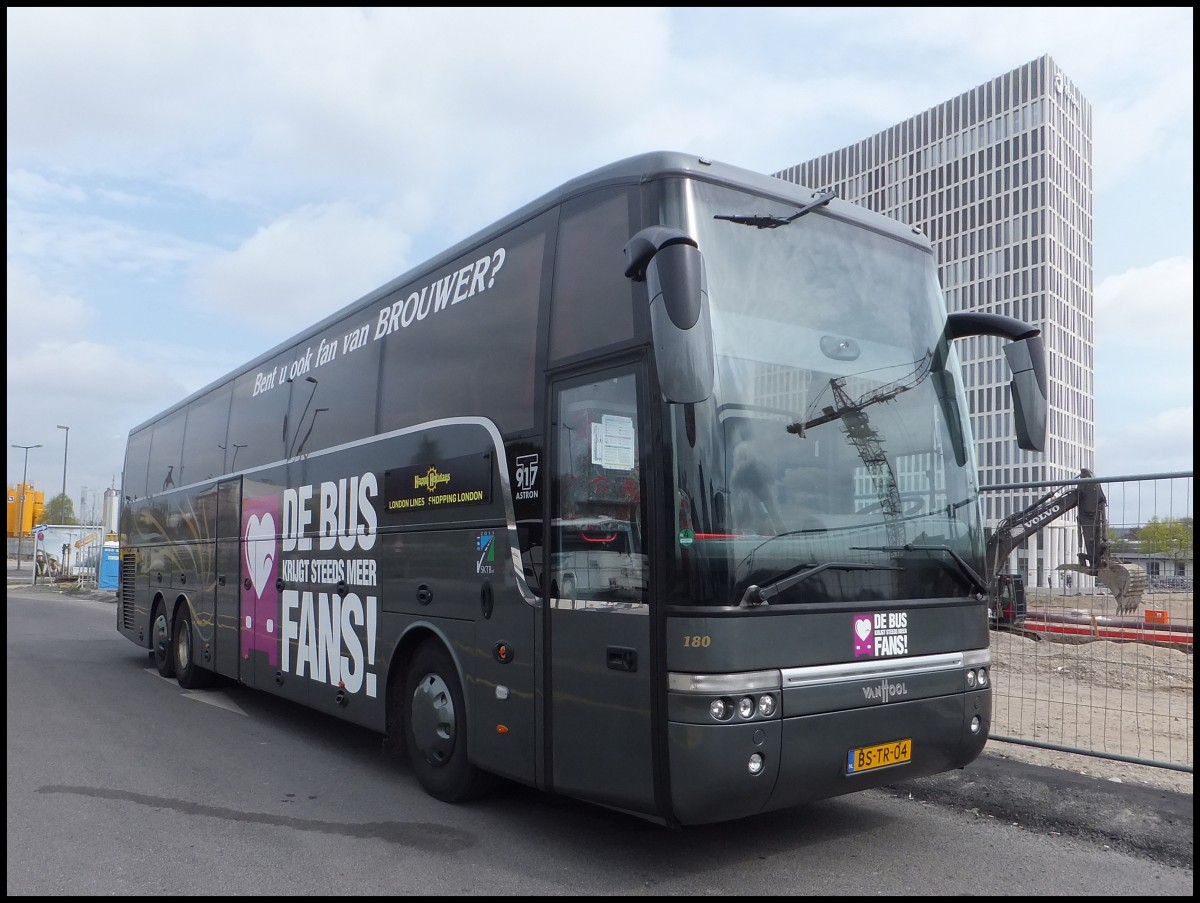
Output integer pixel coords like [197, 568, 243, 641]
[1098, 562, 1148, 615]
[1056, 560, 1147, 615]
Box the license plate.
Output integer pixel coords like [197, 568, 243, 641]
[847, 738, 911, 774]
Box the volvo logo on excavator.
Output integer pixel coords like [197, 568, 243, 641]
[1009, 502, 1062, 538]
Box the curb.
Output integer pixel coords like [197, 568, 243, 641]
[7, 580, 116, 603]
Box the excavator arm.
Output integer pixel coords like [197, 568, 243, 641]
[985, 476, 1146, 615]
[985, 483, 1080, 576]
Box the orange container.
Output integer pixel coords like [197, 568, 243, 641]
[1144, 609, 1169, 624]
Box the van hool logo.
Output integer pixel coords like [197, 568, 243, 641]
[414, 467, 452, 493]
[862, 678, 908, 704]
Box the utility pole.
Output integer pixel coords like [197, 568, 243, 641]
[12, 443, 42, 571]
[57, 425, 69, 518]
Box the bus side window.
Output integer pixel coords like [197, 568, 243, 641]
[549, 188, 639, 363]
[552, 373, 646, 604]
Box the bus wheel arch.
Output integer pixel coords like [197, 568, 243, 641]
[150, 596, 175, 678]
[401, 637, 490, 802]
[384, 626, 435, 762]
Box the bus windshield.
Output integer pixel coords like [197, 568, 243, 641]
[665, 178, 983, 607]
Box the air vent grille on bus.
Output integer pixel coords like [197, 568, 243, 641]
[120, 553, 137, 630]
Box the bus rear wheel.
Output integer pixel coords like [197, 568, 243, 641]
[403, 640, 489, 803]
[172, 608, 212, 689]
[151, 606, 175, 678]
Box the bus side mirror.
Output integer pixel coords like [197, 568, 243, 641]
[1004, 334, 1048, 453]
[946, 311, 1047, 453]
[624, 226, 714, 404]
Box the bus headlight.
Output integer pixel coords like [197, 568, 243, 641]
[757, 694, 777, 717]
[966, 668, 989, 689]
[710, 698, 733, 721]
[737, 696, 756, 719]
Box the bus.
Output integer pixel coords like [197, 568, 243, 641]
[117, 151, 1047, 826]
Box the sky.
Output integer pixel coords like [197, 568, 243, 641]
[6, 7, 1194, 523]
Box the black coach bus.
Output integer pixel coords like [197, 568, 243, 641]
[117, 151, 1047, 826]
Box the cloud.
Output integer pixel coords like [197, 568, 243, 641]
[7, 203, 209, 300]
[1096, 256, 1194, 354]
[5, 169, 87, 205]
[1094, 256, 1193, 476]
[5, 267, 90, 342]
[190, 201, 415, 333]
[1098, 405, 1194, 480]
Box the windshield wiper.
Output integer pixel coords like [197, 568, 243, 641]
[851, 544, 988, 595]
[740, 561, 898, 608]
[714, 190, 836, 229]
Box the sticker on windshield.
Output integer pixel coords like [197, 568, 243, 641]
[591, 415, 635, 470]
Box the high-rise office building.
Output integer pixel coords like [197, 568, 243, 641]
[776, 54, 1092, 586]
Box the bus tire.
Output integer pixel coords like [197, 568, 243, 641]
[152, 604, 175, 679]
[172, 608, 212, 689]
[403, 640, 488, 803]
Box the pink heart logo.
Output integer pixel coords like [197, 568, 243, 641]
[854, 617, 872, 641]
[244, 513, 276, 599]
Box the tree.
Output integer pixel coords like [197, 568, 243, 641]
[1137, 517, 1193, 561]
[1106, 530, 1134, 554]
[42, 493, 78, 525]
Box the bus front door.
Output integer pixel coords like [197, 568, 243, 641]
[549, 368, 656, 814]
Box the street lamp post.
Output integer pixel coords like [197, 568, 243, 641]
[12, 443, 42, 571]
[57, 425, 69, 516]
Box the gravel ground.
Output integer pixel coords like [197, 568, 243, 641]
[987, 589, 1193, 796]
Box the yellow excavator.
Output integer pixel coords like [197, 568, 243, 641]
[986, 470, 1148, 623]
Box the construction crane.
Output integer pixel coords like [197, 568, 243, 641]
[788, 353, 933, 546]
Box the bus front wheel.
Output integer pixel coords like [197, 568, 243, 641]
[403, 640, 489, 803]
[152, 606, 175, 679]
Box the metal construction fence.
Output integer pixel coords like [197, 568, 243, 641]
[981, 471, 1193, 774]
